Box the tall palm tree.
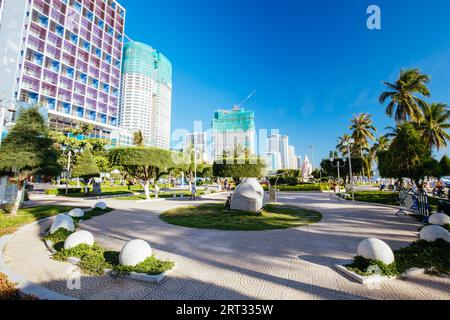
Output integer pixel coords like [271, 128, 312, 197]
[336, 134, 352, 157]
[371, 136, 390, 156]
[349, 113, 377, 153]
[379, 68, 431, 122]
[418, 103, 450, 152]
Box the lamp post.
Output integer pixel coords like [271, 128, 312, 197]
[61, 147, 79, 195]
[330, 157, 346, 193]
[309, 145, 316, 171]
[343, 139, 355, 201]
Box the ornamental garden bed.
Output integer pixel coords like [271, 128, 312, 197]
[43, 207, 175, 283]
[337, 239, 450, 285]
[160, 203, 322, 231]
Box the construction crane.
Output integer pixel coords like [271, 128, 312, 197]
[234, 91, 256, 110]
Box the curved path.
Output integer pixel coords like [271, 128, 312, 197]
[2, 192, 449, 300]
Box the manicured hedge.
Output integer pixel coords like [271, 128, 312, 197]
[263, 183, 331, 192]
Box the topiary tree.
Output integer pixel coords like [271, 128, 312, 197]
[213, 158, 266, 185]
[0, 106, 61, 215]
[440, 155, 450, 177]
[71, 149, 100, 194]
[109, 147, 174, 199]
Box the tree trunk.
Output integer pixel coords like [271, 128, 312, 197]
[143, 181, 151, 200]
[10, 183, 25, 216]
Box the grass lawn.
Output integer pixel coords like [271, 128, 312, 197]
[0, 206, 77, 237]
[160, 203, 322, 231]
[342, 191, 440, 212]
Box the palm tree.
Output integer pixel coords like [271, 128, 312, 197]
[349, 113, 377, 153]
[336, 134, 352, 157]
[133, 131, 145, 147]
[379, 68, 431, 122]
[371, 136, 390, 156]
[418, 103, 450, 152]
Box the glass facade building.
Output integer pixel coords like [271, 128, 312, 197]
[211, 107, 256, 159]
[119, 41, 172, 149]
[0, 0, 126, 140]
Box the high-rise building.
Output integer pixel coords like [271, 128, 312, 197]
[119, 41, 172, 150]
[265, 151, 282, 172]
[0, 0, 126, 141]
[211, 106, 256, 159]
[288, 145, 298, 170]
[0, 0, 4, 26]
[183, 131, 209, 162]
[267, 134, 290, 169]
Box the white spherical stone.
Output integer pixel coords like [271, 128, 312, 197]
[420, 225, 450, 242]
[68, 208, 85, 218]
[429, 213, 450, 226]
[357, 238, 395, 265]
[119, 239, 152, 267]
[94, 202, 108, 210]
[50, 215, 75, 234]
[64, 231, 95, 250]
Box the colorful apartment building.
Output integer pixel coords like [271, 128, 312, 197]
[0, 0, 127, 141]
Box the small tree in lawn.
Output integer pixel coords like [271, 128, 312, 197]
[0, 107, 61, 215]
[378, 123, 434, 188]
[213, 158, 266, 185]
[109, 147, 174, 200]
[71, 149, 100, 194]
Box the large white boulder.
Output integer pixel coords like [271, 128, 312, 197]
[230, 178, 264, 212]
[64, 231, 95, 250]
[119, 239, 153, 267]
[357, 238, 395, 265]
[50, 214, 75, 234]
[68, 208, 85, 218]
[420, 225, 450, 242]
[94, 202, 108, 210]
[429, 213, 450, 226]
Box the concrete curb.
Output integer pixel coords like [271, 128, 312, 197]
[331, 193, 416, 212]
[335, 265, 397, 286]
[0, 233, 77, 300]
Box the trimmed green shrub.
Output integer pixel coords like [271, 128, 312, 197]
[346, 256, 399, 277]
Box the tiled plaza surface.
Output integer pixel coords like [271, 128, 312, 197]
[2, 192, 450, 300]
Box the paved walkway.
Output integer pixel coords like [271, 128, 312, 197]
[2, 192, 450, 300]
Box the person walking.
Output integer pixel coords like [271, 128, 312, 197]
[190, 183, 197, 201]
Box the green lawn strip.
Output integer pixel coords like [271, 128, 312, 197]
[160, 203, 322, 231]
[263, 184, 331, 192]
[346, 239, 450, 277]
[0, 206, 77, 238]
[340, 191, 439, 211]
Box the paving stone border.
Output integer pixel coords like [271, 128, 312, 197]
[0, 218, 77, 300]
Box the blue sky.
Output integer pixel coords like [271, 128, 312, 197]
[122, 0, 450, 162]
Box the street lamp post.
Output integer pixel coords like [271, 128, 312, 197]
[343, 139, 355, 201]
[309, 145, 316, 171]
[62, 147, 79, 195]
[330, 157, 346, 193]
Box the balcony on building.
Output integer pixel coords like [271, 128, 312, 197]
[57, 88, 71, 103]
[59, 76, 73, 91]
[27, 34, 45, 54]
[42, 70, 58, 85]
[40, 97, 56, 110]
[72, 106, 84, 118]
[44, 57, 60, 72]
[57, 102, 71, 115]
[22, 75, 40, 93]
[33, 0, 50, 16]
[26, 50, 44, 66]
[46, 44, 62, 61]
[24, 61, 42, 79]
[19, 90, 39, 105]
[41, 83, 57, 98]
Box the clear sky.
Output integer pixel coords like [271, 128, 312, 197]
[121, 0, 450, 162]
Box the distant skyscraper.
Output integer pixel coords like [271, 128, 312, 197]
[211, 107, 256, 159]
[297, 156, 302, 171]
[288, 145, 298, 170]
[267, 134, 290, 169]
[265, 151, 282, 172]
[0, 0, 126, 140]
[184, 131, 209, 162]
[119, 41, 172, 149]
